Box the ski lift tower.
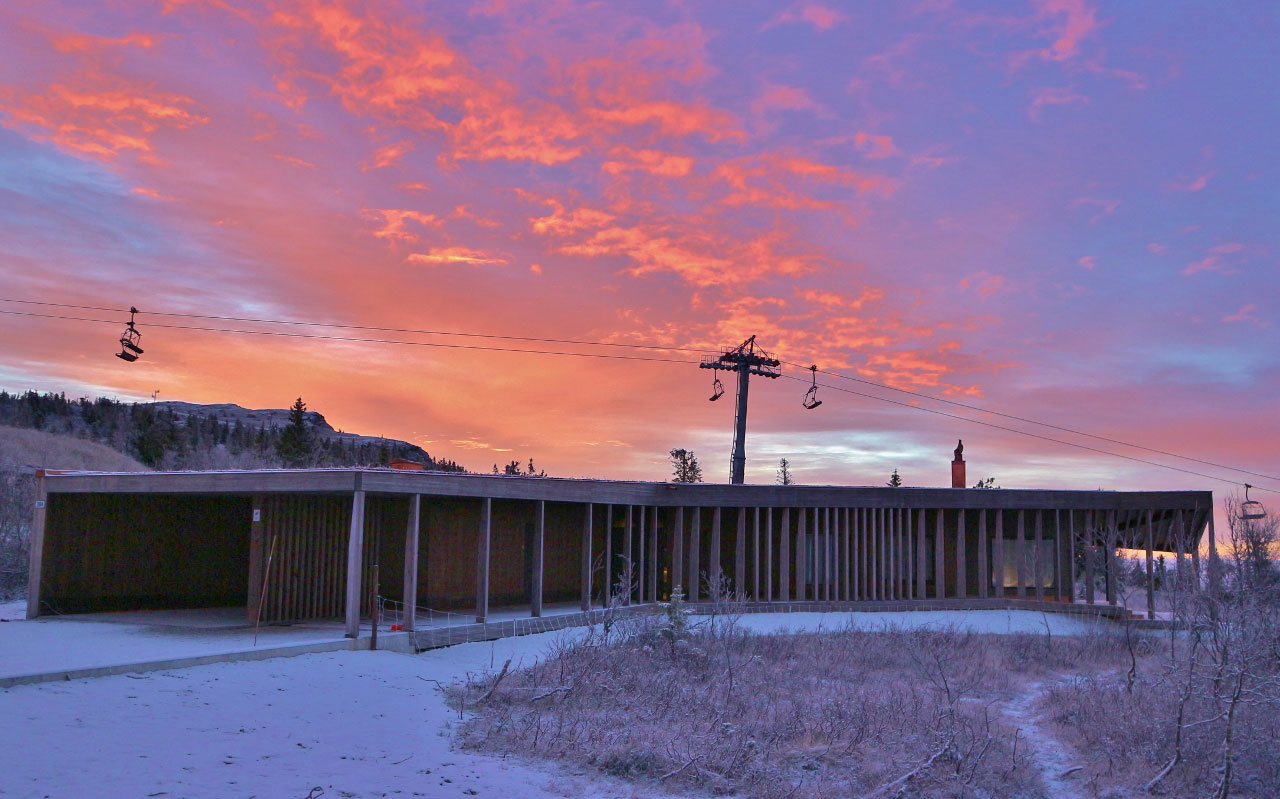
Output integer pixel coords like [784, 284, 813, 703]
[700, 335, 781, 484]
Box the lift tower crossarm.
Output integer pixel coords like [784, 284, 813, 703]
[699, 335, 781, 485]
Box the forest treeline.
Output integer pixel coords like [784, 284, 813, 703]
[0, 390, 465, 472]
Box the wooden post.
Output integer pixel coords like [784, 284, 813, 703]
[476, 497, 492, 623]
[993, 511, 1005, 599]
[841, 508, 850, 601]
[934, 510, 945, 600]
[735, 507, 747, 599]
[403, 494, 420, 631]
[916, 508, 926, 599]
[344, 490, 366, 638]
[888, 508, 897, 600]
[956, 508, 967, 599]
[903, 509, 912, 600]
[1146, 509, 1155, 619]
[580, 503, 593, 611]
[1067, 509, 1076, 603]
[689, 507, 702, 600]
[752, 507, 761, 600]
[710, 507, 723, 597]
[636, 505, 645, 603]
[604, 504, 613, 605]
[531, 500, 545, 617]
[1207, 507, 1219, 595]
[779, 508, 791, 601]
[796, 508, 807, 601]
[1013, 510, 1026, 599]
[765, 507, 774, 601]
[1085, 510, 1096, 604]
[25, 471, 48, 620]
[672, 507, 684, 596]
[245, 493, 266, 623]
[648, 506, 659, 602]
[876, 507, 885, 600]
[623, 505, 633, 605]
[1106, 510, 1118, 606]
[977, 509, 988, 599]
[1034, 510, 1045, 602]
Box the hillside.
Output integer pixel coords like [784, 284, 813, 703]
[0, 391, 465, 472]
[0, 426, 149, 472]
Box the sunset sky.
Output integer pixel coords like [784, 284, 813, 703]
[0, 1, 1276, 499]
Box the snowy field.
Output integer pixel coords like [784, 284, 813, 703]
[0, 609, 1111, 799]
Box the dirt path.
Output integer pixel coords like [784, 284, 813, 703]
[1003, 680, 1085, 799]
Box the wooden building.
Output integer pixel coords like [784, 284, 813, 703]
[26, 469, 1214, 634]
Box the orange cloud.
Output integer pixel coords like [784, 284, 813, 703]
[751, 85, 821, 117]
[960, 271, 1008, 298]
[406, 246, 507, 266]
[363, 209, 440, 242]
[601, 147, 694, 177]
[853, 132, 899, 159]
[766, 4, 845, 32]
[530, 200, 615, 236]
[713, 155, 890, 210]
[364, 140, 413, 170]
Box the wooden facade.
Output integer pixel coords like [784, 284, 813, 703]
[27, 469, 1214, 632]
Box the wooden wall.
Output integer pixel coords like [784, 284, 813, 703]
[41, 493, 251, 614]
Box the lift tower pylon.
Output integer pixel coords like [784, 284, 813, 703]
[700, 335, 781, 484]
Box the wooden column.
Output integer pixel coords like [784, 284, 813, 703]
[916, 508, 926, 599]
[604, 504, 613, 604]
[874, 507, 883, 600]
[1067, 510, 1076, 603]
[888, 508, 897, 600]
[1207, 508, 1220, 595]
[623, 505, 633, 605]
[956, 509, 967, 599]
[1174, 510, 1186, 600]
[245, 494, 266, 623]
[1106, 510, 1118, 606]
[751, 507, 760, 600]
[779, 508, 790, 601]
[840, 508, 850, 601]
[993, 511, 1005, 599]
[765, 507, 774, 601]
[1056, 510, 1070, 602]
[689, 507, 702, 600]
[856, 508, 865, 600]
[1034, 511, 1045, 602]
[796, 508, 807, 601]
[977, 509, 988, 599]
[735, 507, 746, 598]
[1145, 509, 1155, 619]
[647, 506, 659, 602]
[531, 500, 545, 617]
[710, 507, 723, 596]
[25, 471, 48, 620]
[1085, 510, 1096, 604]
[403, 494, 420, 631]
[1013, 510, 1026, 599]
[476, 497, 492, 623]
[903, 509, 912, 600]
[580, 503, 592, 611]
[934, 510, 945, 600]
[344, 490, 366, 637]
[636, 505, 646, 603]
[672, 507, 684, 596]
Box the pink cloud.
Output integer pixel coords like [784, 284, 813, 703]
[1146, 242, 1165, 254]
[854, 132, 900, 159]
[765, 4, 845, 32]
[1077, 255, 1097, 270]
[406, 247, 507, 266]
[1222, 304, 1266, 326]
[750, 85, 821, 117]
[1028, 86, 1088, 119]
[961, 271, 1007, 298]
[363, 140, 414, 171]
[1176, 171, 1215, 192]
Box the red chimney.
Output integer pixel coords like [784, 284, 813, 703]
[951, 439, 966, 488]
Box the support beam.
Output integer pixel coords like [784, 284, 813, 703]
[623, 505, 633, 605]
[25, 471, 48, 620]
[245, 493, 265, 624]
[672, 507, 684, 596]
[888, 508, 897, 600]
[344, 490, 367, 637]
[1015, 510, 1027, 600]
[842, 508, 851, 601]
[531, 500, 545, 617]
[879, 507, 888, 600]
[1085, 510, 1096, 605]
[1105, 510, 1117, 606]
[916, 508, 926, 599]
[934, 510, 945, 600]
[1146, 509, 1155, 620]
[736, 507, 747, 599]
[765, 507, 774, 601]
[779, 508, 790, 601]
[993, 511, 1004, 599]
[1068, 510, 1076, 604]
[403, 494, 420, 631]
[796, 508, 807, 601]
[1034, 510, 1045, 602]
[956, 509, 967, 599]
[977, 509, 988, 599]
[904, 509, 912, 600]
[604, 504, 613, 605]
[710, 506, 723, 597]
[647, 506, 659, 602]
[689, 507, 702, 600]
[476, 497, 492, 623]
[580, 503, 592, 611]
[1207, 508, 1219, 595]
[752, 507, 761, 600]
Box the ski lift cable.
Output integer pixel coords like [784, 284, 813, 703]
[776, 372, 1280, 495]
[776, 358, 1280, 485]
[1, 303, 1274, 493]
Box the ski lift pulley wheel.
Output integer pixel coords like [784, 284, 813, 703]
[709, 367, 725, 401]
[802, 364, 822, 410]
[1241, 484, 1266, 521]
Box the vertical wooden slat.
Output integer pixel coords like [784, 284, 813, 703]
[1034, 510, 1045, 602]
[736, 507, 747, 599]
[531, 499, 544, 617]
[779, 508, 790, 602]
[993, 510, 1005, 600]
[25, 471, 48, 619]
[689, 507, 702, 601]
[672, 507, 684, 596]
[934, 510, 945, 599]
[916, 507, 926, 599]
[636, 505, 645, 603]
[623, 505, 633, 605]
[1106, 509, 1118, 605]
[765, 507, 774, 601]
[1085, 510, 1096, 605]
[1146, 509, 1155, 619]
[752, 507, 761, 600]
[579, 503, 592, 611]
[977, 509, 988, 599]
[710, 507, 723, 596]
[956, 508, 967, 599]
[648, 506, 659, 602]
[796, 508, 807, 601]
[344, 491, 366, 637]
[1015, 510, 1027, 600]
[604, 504, 613, 604]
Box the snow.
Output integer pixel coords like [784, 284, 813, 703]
[0, 599, 25, 622]
[712, 608, 1109, 637]
[0, 608, 1114, 798]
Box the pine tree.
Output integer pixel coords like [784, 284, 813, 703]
[887, 468, 902, 487]
[669, 448, 703, 483]
[776, 458, 794, 485]
[276, 397, 314, 467]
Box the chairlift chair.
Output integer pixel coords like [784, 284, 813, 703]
[115, 306, 144, 362]
[1241, 484, 1266, 521]
[709, 368, 725, 401]
[802, 364, 822, 410]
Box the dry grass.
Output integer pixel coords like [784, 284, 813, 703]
[0, 425, 149, 472]
[452, 606, 1166, 799]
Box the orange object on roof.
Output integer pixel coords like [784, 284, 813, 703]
[389, 458, 424, 471]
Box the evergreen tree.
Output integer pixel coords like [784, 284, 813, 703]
[776, 458, 794, 485]
[276, 397, 314, 467]
[887, 468, 902, 487]
[973, 477, 1000, 489]
[669, 448, 703, 483]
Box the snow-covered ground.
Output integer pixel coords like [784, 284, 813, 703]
[0, 609, 1114, 799]
[0, 599, 25, 622]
